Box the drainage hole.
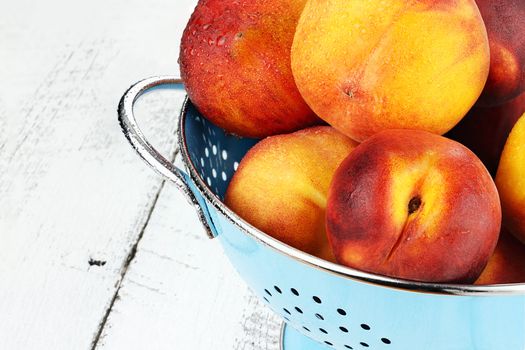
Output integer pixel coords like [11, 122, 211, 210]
[361, 324, 370, 330]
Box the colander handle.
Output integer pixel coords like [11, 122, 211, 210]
[118, 76, 216, 239]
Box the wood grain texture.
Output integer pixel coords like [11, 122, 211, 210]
[1, 0, 282, 348]
[2, 0, 183, 348]
[94, 184, 281, 350]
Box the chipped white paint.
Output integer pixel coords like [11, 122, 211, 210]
[1, 0, 280, 349]
[95, 184, 281, 350]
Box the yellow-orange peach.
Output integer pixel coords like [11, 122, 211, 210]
[496, 113, 525, 243]
[476, 230, 525, 285]
[179, 0, 319, 138]
[292, 0, 490, 142]
[475, 0, 525, 106]
[225, 126, 357, 261]
[326, 130, 501, 283]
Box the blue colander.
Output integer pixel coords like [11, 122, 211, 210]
[119, 76, 525, 350]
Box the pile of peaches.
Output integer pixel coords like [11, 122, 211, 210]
[179, 0, 525, 285]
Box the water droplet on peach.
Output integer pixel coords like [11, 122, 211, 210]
[217, 36, 226, 46]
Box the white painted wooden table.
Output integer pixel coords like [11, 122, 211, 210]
[1, 1, 281, 348]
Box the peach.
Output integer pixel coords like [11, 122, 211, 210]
[291, 0, 490, 142]
[225, 126, 357, 261]
[179, 0, 319, 138]
[446, 92, 525, 175]
[476, 230, 525, 285]
[496, 113, 525, 243]
[475, 0, 525, 106]
[326, 130, 501, 283]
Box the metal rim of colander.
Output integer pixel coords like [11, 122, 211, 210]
[279, 322, 286, 350]
[177, 97, 525, 296]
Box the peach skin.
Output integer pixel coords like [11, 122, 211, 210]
[446, 92, 525, 175]
[179, 0, 319, 138]
[476, 229, 525, 285]
[292, 0, 490, 142]
[496, 113, 525, 243]
[225, 126, 357, 261]
[326, 129, 501, 283]
[475, 0, 525, 106]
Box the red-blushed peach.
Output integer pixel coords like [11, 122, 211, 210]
[326, 129, 501, 283]
[496, 113, 525, 243]
[475, 0, 525, 106]
[446, 92, 525, 175]
[475, 229, 525, 285]
[225, 126, 357, 261]
[179, 0, 319, 138]
[292, 0, 490, 142]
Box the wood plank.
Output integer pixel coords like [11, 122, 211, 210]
[0, 0, 197, 348]
[94, 183, 282, 350]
